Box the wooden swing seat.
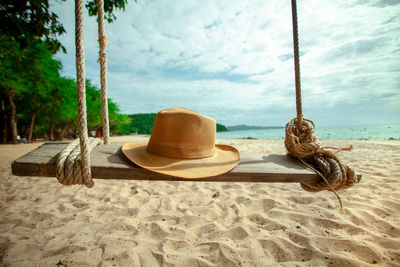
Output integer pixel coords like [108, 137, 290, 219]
[12, 142, 325, 183]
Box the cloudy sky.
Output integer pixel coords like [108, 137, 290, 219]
[51, 0, 400, 127]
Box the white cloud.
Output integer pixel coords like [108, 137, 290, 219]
[51, 0, 400, 127]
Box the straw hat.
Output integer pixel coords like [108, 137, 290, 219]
[122, 107, 240, 178]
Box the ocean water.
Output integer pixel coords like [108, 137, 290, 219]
[216, 124, 400, 140]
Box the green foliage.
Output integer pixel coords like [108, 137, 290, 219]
[0, 0, 137, 142]
[0, 33, 226, 140]
[108, 101, 131, 134]
[85, 80, 132, 134]
[0, 36, 23, 92]
[126, 113, 228, 134]
[0, 37, 131, 140]
[128, 113, 157, 134]
[86, 0, 136, 23]
[217, 123, 228, 132]
[0, 0, 66, 53]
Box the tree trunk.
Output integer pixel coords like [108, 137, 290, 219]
[27, 112, 36, 143]
[49, 121, 54, 141]
[7, 91, 18, 144]
[1, 100, 7, 144]
[59, 123, 72, 140]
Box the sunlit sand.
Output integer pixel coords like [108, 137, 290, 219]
[1, 137, 399, 266]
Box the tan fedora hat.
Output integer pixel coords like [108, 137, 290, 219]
[121, 107, 240, 178]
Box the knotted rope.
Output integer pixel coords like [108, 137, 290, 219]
[286, 0, 361, 211]
[58, 0, 110, 188]
[56, 138, 103, 187]
[97, 0, 110, 145]
[75, 0, 92, 186]
[285, 118, 361, 210]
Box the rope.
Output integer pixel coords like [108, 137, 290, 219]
[57, 0, 108, 188]
[56, 138, 103, 187]
[75, 0, 92, 187]
[291, 0, 303, 130]
[286, 0, 361, 212]
[97, 0, 110, 145]
[285, 119, 361, 211]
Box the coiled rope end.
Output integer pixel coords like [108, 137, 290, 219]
[285, 117, 360, 211]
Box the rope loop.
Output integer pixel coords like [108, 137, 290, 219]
[285, 117, 361, 211]
[56, 137, 103, 188]
[284, 0, 361, 212]
[285, 117, 319, 158]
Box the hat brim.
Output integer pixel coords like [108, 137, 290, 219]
[121, 142, 240, 179]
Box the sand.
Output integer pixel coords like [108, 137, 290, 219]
[1, 136, 399, 266]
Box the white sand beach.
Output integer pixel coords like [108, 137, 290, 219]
[1, 136, 399, 266]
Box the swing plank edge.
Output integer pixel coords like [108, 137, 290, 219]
[12, 142, 324, 183]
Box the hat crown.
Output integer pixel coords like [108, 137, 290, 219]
[146, 107, 216, 159]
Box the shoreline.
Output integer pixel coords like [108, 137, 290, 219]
[3, 134, 399, 146]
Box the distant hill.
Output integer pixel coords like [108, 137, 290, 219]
[227, 124, 284, 131]
[127, 113, 157, 134]
[127, 113, 228, 134]
[216, 123, 228, 132]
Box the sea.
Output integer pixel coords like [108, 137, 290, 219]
[216, 124, 400, 140]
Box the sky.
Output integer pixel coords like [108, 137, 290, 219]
[50, 0, 400, 127]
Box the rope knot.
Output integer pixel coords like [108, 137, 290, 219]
[99, 35, 108, 48]
[56, 137, 103, 188]
[285, 117, 319, 158]
[285, 117, 361, 211]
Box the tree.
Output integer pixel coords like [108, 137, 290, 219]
[0, 0, 65, 143]
[127, 113, 157, 134]
[108, 101, 131, 135]
[0, 0, 136, 143]
[86, 80, 131, 135]
[217, 123, 228, 132]
[0, 36, 28, 143]
[86, 0, 135, 23]
[126, 113, 229, 134]
[21, 45, 64, 142]
[0, 0, 66, 52]
[51, 78, 79, 140]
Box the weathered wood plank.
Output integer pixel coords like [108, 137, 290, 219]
[12, 142, 321, 183]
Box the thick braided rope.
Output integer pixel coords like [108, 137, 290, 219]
[75, 0, 92, 187]
[97, 0, 110, 145]
[287, 0, 361, 212]
[285, 118, 361, 211]
[56, 138, 103, 187]
[56, 139, 79, 183]
[291, 0, 303, 129]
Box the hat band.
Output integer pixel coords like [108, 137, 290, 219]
[146, 143, 216, 159]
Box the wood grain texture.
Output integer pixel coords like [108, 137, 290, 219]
[12, 142, 323, 183]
